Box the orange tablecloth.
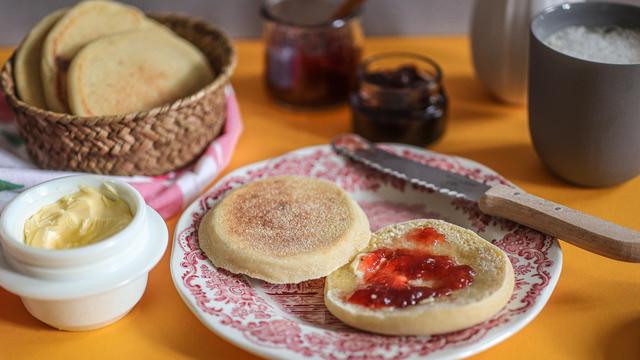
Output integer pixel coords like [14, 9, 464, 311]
[1, 37, 639, 360]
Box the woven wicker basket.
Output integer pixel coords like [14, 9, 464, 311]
[0, 13, 236, 176]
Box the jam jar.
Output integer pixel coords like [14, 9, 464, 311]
[261, 0, 364, 107]
[350, 52, 448, 146]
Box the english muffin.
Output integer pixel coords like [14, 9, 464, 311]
[14, 9, 65, 108]
[67, 28, 214, 116]
[198, 176, 371, 284]
[41, 0, 150, 113]
[324, 219, 514, 335]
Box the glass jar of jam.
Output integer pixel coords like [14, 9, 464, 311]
[351, 52, 448, 147]
[261, 0, 364, 107]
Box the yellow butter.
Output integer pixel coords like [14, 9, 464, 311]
[23, 184, 133, 250]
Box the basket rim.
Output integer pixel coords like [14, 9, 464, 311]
[0, 12, 237, 124]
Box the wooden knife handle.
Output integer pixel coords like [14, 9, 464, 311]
[478, 184, 640, 262]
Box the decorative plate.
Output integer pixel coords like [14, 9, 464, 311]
[170, 144, 562, 360]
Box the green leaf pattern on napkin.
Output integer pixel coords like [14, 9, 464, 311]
[0, 179, 24, 192]
[1, 130, 24, 147]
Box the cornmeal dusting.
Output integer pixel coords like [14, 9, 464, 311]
[223, 177, 351, 256]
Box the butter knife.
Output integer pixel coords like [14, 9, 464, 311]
[331, 134, 640, 262]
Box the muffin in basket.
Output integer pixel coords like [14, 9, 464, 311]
[1, 0, 236, 176]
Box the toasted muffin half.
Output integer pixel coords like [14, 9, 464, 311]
[324, 219, 514, 335]
[198, 176, 371, 284]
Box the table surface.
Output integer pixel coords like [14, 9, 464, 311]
[1, 37, 639, 360]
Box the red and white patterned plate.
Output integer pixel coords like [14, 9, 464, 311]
[170, 144, 562, 360]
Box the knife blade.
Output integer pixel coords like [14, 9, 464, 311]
[331, 134, 490, 201]
[331, 133, 640, 262]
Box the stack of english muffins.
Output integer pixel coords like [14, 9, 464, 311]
[16, 0, 214, 116]
[3, 0, 234, 175]
[198, 175, 515, 336]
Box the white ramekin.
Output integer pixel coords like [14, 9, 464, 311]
[0, 175, 168, 331]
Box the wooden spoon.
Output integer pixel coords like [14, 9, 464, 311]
[331, 0, 368, 20]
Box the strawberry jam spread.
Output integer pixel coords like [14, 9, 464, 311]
[406, 227, 445, 246]
[347, 227, 476, 309]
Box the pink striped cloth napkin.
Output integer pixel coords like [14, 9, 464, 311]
[0, 86, 243, 219]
